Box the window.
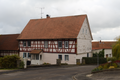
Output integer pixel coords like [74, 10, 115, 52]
[44, 41, 48, 48]
[36, 54, 39, 60]
[40, 55, 42, 60]
[23, 53, 26, 58]
[23, 41, 26, 47]
[64, 41, 69, 48]
[86, 29, 87, 34]
[87, 53, 89, 57]
[28, 53, 31, 58]
[65, 55, 69, 61]
[58, 55, 62, 60]
[82, 29, 84, 33]
[58, 41, 62, 48]
[28, 41, 31, 47]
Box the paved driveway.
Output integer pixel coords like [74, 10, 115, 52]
[0, 65, 95, 80]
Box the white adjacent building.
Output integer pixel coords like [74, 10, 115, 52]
[92, 41, 116, 58]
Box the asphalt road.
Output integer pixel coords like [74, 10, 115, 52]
[0, 65, 96, 80]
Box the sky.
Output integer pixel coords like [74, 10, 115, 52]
[0, 0, 120, 41]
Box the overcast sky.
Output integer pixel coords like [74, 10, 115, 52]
[0, 0, 120, 40]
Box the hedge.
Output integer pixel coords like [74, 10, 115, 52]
[0, 55, 20, 69]
[82, 57, 107, 64]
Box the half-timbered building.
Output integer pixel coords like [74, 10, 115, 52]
[0, 34, 19, 57]
[17, 14, 93, 65]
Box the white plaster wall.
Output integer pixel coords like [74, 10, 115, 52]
[77, 17, 92, 54]
[104, 49, 112, 58]
[31, 60, 40, 65]
[76, 53, 92, 63]
[92, 49, 103, 53]
[43, 53, 76, 64]
[19, 52, 31, 61]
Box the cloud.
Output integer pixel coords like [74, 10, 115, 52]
[0, 0, 120, 40]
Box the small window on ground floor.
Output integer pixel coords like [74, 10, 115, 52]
[65, 55, 69, 61]
[23, 53, 26, 58]
[106, 54, 108, 58]
[87, 53, 89, 57]
[58, 55, 62, 60]
[28, 53, 31, 58]
[36, 54, 39, 60]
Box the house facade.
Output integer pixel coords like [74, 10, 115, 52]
[17, 15, 93, 65]
[0, 34, 19, 57]
[92, 41, 116, 58]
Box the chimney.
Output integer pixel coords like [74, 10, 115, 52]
[46, 14, 50, 18]
[99, 40, 101, 44]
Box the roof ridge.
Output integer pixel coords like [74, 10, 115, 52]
[30, 14, 87, 21]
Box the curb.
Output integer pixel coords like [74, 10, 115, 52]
[91, 68, 120, 74]
[0, 69, 27, 75]
[72, 74, 78, 80]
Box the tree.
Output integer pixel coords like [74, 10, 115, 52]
[112, 36, 120, 60]
[93, 49, 104, 57]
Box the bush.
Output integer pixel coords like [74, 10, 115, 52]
[112, 63, 118, 68]
[61, 63, 68, 65]
[107, 57, 117, 62]
[19, 61, 24, 69]
[42, 62, 51, 65]
[0, 55, 20, 69]
[82, 57, 107, 64]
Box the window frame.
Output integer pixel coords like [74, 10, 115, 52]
[44, 41, 48, 48]
[36, 54, 39, 60]
[65, 55, 69, 61]
[58, 41, 62, 48]
[28, 41, 31, 47]
[87, 53, 89, 57]
[28, 53, 31, 58]
[23, 41, 26, 47]
[64, 41, 69, 48]
[82, 28, 84, 33]
[23, 53, 26, 58]
[58, 55, 62, 60]
[40, 55, 42, 60]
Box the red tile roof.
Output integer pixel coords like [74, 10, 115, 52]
[0, 34, 19, 50]
[17, 15, 92, 40]
[29, 50, 42, 54]
[92, 41, 116, 50]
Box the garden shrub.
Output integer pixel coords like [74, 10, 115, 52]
[19, 61, 24, 69]
[103, 63, 110, 69]
[107, 57, 117, 62]
[112, 63, 118, 68]
[0, 55, 20, 69]
[42, 62, 51, 65]
[61, 63, 68, 65]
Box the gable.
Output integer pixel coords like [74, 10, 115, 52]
[77, 17, 93, 40]
[17, 15, 87, 40]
